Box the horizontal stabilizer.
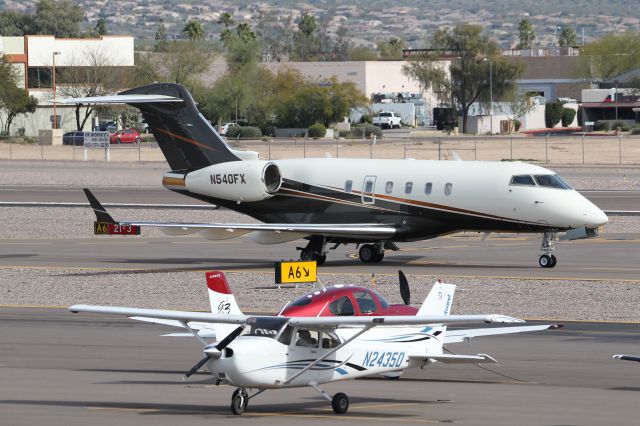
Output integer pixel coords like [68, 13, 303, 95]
[53, 94, 183, 105]
[613, 354, 640, 363]
[444, 324, 559, 344]
[417, 353, 498, 364]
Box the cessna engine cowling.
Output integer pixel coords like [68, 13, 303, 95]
[185, 161, 282, 202]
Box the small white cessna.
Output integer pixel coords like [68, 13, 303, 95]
[69, 280, 557, 415]
[59, 83, 607, 267]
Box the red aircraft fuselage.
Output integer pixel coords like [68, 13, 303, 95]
[280, 285, 417, 317]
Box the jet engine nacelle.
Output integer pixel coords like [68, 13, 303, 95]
[185, 161, 282, 203]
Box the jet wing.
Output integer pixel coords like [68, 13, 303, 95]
[69, 304, 524, 327]
[613, 354, 640, 363]
[444, 324, 559, 344]
[83, 188, 396, 241]
[53, 94, 183, 104]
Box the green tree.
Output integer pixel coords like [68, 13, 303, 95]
[403, 24, 523, 133]
[219, 12, 235, 45]
[545, 101, 564, 128]
[32, 0, 84, 37]
[0, 57, 38, 135]
[0, 10, 33, 35]
[350, 46, 378, 61]
[517, 18, 536, 49]
[95, 18, 108, 36]
[558, 27, 577, 47]
[377, 37, 406, 59]
[183, 19, 205, 42]
[580, 32, 640, 80]
[293, 14, 318, 61]
[154, 21, 168, 52]
[134, 41, 214, 90]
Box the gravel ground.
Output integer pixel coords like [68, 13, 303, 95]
[1, 268, 639, 322]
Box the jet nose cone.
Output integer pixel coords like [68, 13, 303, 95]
[584, 208, 608, 228]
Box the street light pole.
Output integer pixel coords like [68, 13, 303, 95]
[614, 80, 619, 122]
[52, 51, 61, 129]
[484, 58, 493, 134]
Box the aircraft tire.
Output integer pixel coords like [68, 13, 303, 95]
[550, 255, 557, 267]
[374, 251, 385, 262]
[231, 389, 248, 415]
[300, 249, 314, 261]
[358, 244, 376, 263]
[331, 392, 349, 414]
[317, 254, 327, 265]
[538, 254, 552, 268]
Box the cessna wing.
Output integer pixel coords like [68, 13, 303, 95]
[444, 324, 561, 344]
[84, 188, 396, 241]
[613, 354, 640, 363]
[411, 353, 498, 365]
[68, 304, 526, 327]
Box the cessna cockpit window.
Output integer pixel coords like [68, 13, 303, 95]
[344, 180, 353, 192]
[354, 291, 378, 314]
[510, 175, 536, 186]
[371, 290, 389, 308]
[288, 295, 313, 307]
[534, 174, 571, 189]
[248, 317, 289, 339]
[328, 296, 355, 316]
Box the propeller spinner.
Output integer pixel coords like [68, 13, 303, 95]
[184, 325, 245, 379]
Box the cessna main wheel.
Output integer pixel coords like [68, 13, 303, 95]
[331, 392, 349, 414]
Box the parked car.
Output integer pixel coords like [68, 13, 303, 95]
[62, 131, 85, 146]
[218, 122, 240, 135]
[110, 129, 142, 144]
[98, 121, 117, 133]
[372, 111, 402, 129]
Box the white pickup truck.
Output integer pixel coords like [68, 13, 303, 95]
[372, 111, 402, 129]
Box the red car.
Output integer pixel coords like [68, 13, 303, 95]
[110, 128, 142, 144]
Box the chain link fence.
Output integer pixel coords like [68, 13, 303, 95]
[1, 135, 639, 165]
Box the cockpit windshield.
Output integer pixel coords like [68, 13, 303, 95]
[288, 294, 313, 307]
[534, 174, 571, 189]
[247, 317, 289, 339]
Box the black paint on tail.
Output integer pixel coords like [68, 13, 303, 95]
[119, 83, 240, 172]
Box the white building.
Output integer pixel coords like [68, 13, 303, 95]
[0, 35, 134, 137]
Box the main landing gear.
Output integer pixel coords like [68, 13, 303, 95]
[358, 243, 384, 263]
[298, 236, 328, 265]
[230, 387, 266, 415]
[309, 381, 350, 414]
[538, 231, 558, 268]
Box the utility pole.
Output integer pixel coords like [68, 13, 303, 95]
[52, 51, 61, 129]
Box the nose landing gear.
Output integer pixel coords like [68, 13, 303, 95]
[539, 231, 557, 268]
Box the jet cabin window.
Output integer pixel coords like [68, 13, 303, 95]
[444, 183, 453, 196]
[385, 181, 393, 194]
[534, 174, 571, 189]
[344, 180, 353, 192]
[405, 182, 413, 194]
[328, 296, 355, 316]
[510, 175, 536, 186]
[424, 182, 432, 195]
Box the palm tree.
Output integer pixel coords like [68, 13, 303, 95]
[183, 19, 204, 42]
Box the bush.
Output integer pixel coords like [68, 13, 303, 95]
[593, 121, 607, 131]
[363, 125, 383, 138]
[561, 108, 576, 127]
[227, 126, 262, 138]
[307, 123, 327, 138]
[263, 126, 277, 137]
[359, 114, 372, 124]
[545, 102, 564, 128]
[611, 121, 630, 132]
[514, 120, 521, 132]
[631, 126, 640, 135]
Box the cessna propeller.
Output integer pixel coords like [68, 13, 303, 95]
[399, 270, 410, 305]
[184, 325, 245, 378]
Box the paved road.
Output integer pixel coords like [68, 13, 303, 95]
[1, 185, 639, 211]
[1, 307, 638, 426]
[1, 233, 639, 280]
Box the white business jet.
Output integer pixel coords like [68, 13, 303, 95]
[58, 83, 607, 267]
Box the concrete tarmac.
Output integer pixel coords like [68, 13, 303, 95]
[1, 307, 639, 426]
[2, 233, 639, 280]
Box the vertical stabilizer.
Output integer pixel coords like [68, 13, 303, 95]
[417, 282, 456, 316]
[205, 271, 243, 315]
